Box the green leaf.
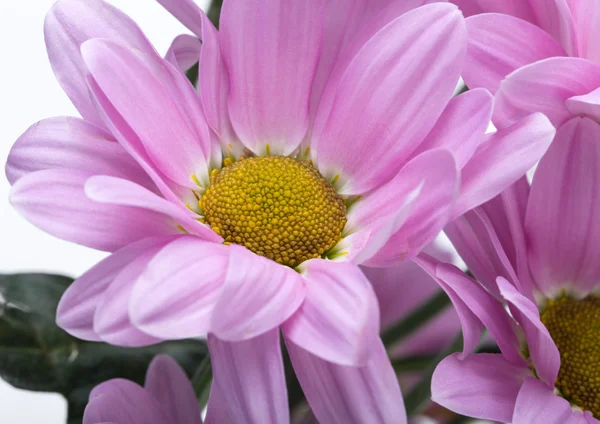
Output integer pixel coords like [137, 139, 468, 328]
[191, 354, 212, 407]
[0, 273, 207, 423]
[381, 290, 452, 348]
[403, 333, 463, 415]
[207, 0, 223, 29]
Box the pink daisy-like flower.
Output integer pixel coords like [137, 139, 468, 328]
[84, 355, 207, 424]
[6, 0, 555, 422]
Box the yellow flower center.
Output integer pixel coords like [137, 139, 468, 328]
[540, 296, 600, 416]
[201, 156, 347, 267]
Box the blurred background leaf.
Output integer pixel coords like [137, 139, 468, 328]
[0, 273, 208, 423]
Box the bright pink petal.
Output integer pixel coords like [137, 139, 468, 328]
[208, 331, 288, 424]
[156, 0, 204, 36]
[10, 169, 177, 252]
[56, 237, 174, 340]
[92, 247, 165, 347]
[361, 149, 458, 266]
[84, 175, 220, 241]
[432, 353, 530, 423]
[286, 338, 406, 424]
[569, 0, 600, 64]
[498, 278, 560, 386]
[464, 14, 566, 94]
[451, 0, 535, 22]
[219, 0, 325, 156]
[311, 3, 466, 195]
[413, 88, 493, 168]
[5, 117, 150, 188]
[44, 0, 155, 127]
[210, 245, 305, 341]
[84, 379, 170, 424]
[528, 0, 578, 56]
[526, 117, 600, 296]
[453, 113, 555, 218]
[494, 57, 600, 128]
[165, 34, 201, 73]
[282, 259, 379, 366]
[566, 87, 600, 122]
[145, 355, 202, 424]
[513, 377, 588, 424]
[81, 39, 213, 188]
[129, 237, 229, 339]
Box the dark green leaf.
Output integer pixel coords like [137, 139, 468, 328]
[185, 61, 199, 87]
[191, 354, 212, 407]
[391, 355, 436, 374]
[0, 273, 207, 423]
[207, 0, 223, 29]
[381, 290, 452, 348]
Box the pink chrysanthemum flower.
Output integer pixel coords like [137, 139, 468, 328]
[6, 0, 555, 421]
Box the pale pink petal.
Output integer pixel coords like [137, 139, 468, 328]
[566, 87, 600, 122]
[414, 253, 482, 356]
[204, 384, 234, 424]
[84, 379, 170, 424]
[92, 247, 165, 347]
[5, 117, 151, 188]
[435, 264, 523, 364]
[311, 3, 466, 195]
[412, 88, 493, 167]
[432, 353, 530, 423]
[513, 377, 588, 424]
[361, 149, 458, 266]
[145, 355, 202, 424]
[464, 14, 566, 94]
[282, 259, 379, 366]
[10, 169, 177, 252]
[129, 237, 229, 339]
[44, 0, 155, 127]
[286, 338, 406, 424]
[219, 0, 325, 156]
[528, 0, 578, 56]
[494, 57, 600, 128]
[165, 34, 201, 72]
[84, 175, 220, 241]
[569, 0, 600, 64]
[210, 245, 305, 341]
[156, 0, 204, 36]
[453, 113, 555, 218]
[81, 39, 213, 188]
[526, 117, 600, 295]
[208, 331, 288, 424]
[56, 237, 175, 340]
[498, 278, 560, 386]
[451, 0, 535, 22]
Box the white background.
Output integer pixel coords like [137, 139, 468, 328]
[0, 1, 208, 422]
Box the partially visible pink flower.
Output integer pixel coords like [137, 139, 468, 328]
[84, 355, 205, 424]
[5, 0, 556, 422]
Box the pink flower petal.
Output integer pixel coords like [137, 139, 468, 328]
[464, 13, 566, 94]
[513, 377, 588, 424]
[145, 355, 202, 424]
[5, 117, 150, 189]
[156, 0, 204, 37]
[204, 383, 234, 424]
[81, 39, 213, 188]
[361, 149, 458, 266]
[566, 87, 600, 122]
[286, 338, 406, 424]
[432, 353, 530, 423]
[210, 245, 305, 341]
[311, 3, 466, 195]
[220, 0, 325, 156]
[526, 117, 600, 296]
[84, 379, 170, 424]
[164, 34, 201, 73]
[56, 236, 175, 340]
[494, 57, 600, 128]
[208, 331, 288, 424]
[413, 88, 493, 168]
[570, 0, 600, 64]
[453, 113, 555, 218]
[44, 0, 155, 127]
[497, 278, 560, 386]
[84, 175, 220, 242]
[282, 259, 379, 366]
[528, 0, 578, 56]
[129, 237, 229, 339]
[10, 169, 177, 252]
[451, 0, 535, 22]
